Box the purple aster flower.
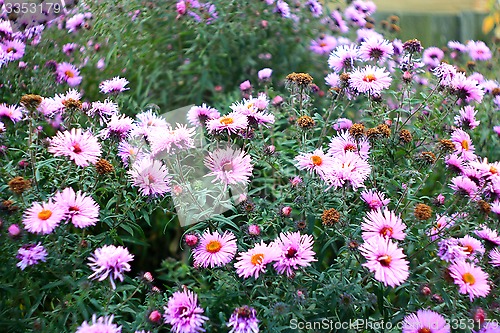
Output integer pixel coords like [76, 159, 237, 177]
[361, 208, 406, 241]
[100, 114, 134, 140]
[454, 105, 480, 130]
[16, 243, 48, 270]
[99, 77, 130, 94]
[76, 314, 121, 333]
[164, 289, 208, 333]
[2, 39, 25, 61]
[227, 306, 259, 333]
[451, 129, 476, 161]
[437, 238, 467, 263]
[258, 68, 273, 81]
[274, 1, 290, 18]
[349, 65, 392, 95]
[359, 38, 394, 63]
[328, 44, 360, 72]
[53, 187, 99, 229]
[325, 73, 340, 87]
[0, 103, 24, 123]
[88, 100, 119, 124]
[310, 35, 337, 55]
[330, 10, 348, 33]
[474, 225, 500, 246]
[467, 40, 492, 61]
[55, 62, 82, 87]
[361, 189, 390, 210]
[449, 175, 478, 198]
[192, 230, 237, 268]
[402, 309, 450, 333]
[272, 231, 316, 277]
[332, 118, 353, 131]
[450, 73, 484, 104]
[88, 244, 134, 289]
[422, 47, 444, 68]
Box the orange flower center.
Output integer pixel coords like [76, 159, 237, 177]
[38, 209, 53, 220]
[418, 328, 431, 333]
[363, 73, 376, 82]
[461, 140, 469, 150]
[73, 143, 82, 153]
[311, 155, 323, 166]
[251, 253, 264, 266]
[65, 70, 75, 78]
[378, 255, 392, 267]
[380, 226, 393, 237]
[490, 166, 498, 175]
[6, 47, 14, 53]
[206, 240, 222, 253]
[344, 144, 357, 152]
[319, 42, 327, 47]
[462, 245, 474, 254]
[220, 117, 234, 125]
[462, 272, 476, 285]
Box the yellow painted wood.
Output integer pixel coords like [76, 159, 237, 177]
[373, 0, 489, 14]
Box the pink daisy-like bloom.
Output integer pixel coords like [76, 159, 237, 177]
[204, 146, 253, 190]
[309, 35, 337, 55]
[0, 103, 23, 123]
[349, 65, 392, 95]
[66, 13, 90, 33]
[330, 10, 349, 33]
[480, 79, 499, 93]
[99, 77, 130, 94]
[359, 236, 409, 287]
[0, 121, 5, 134]
[272, 231, 316, 277]
[62, 42, 78, 55]
[451, 129, 476, 161]
[344, 5, 366, 27]
[448, 260, 490, 300]
[16, 243, 48, 270]
[48, 128, 102, 167]
[100, 114, 135, 140]
[449, 176, 478, 198]
[56, 62, 82, 87]
[230, 98, 274, 127]
[422, 47, 444, 68]
[76, 315, 122, 333]
[433, 63, 458, 87]
[325, 73, 340, 87]
[356, 28, 384, 44]
[149, 124, 195, 157]
[306, 0, 322, 17]
[459, 235, 485, 259]
[88, 245, 134, 289]
[448, 40, 467, 53]
[2, 39, 25, 61]
[427, 214, 454, 241]
[128, 158, 171, 197]
[294, 149, 336, 179]
[445, 154, 465, 173]
[491, 200, 500, 216]
[359, 38, 394, 63]
[227, 305, 259, 333]
[130, 110, 169, 139]
[192, 230, 238, 268]
[402, 309, 450, 333]
[474, 322, 500, 333]
[360, 189, 390, 210]
[438, 238, 468, 263]
[467, 40, 492, 61]
[474, 225, 500, 246]
[187, 103, 220, 127]
[328, 130, 370, 159]
[332, 118, 353, 131]
[489, 248, 500, 267]
[206, 112, 248, 135]
[23, 201, 65, 235]
[164, 289, 208, 333]
[88, 100, 119, 124]
[493, 126, 500, 136]
[258, 68, 273, 81]
[454, 105, 480, 130]
[328, 44, 360, 72]
[118, 141, 144, 167]
[361, 208, 406, 241]
[54, 187, 99, 228]
[326, 151, 372, 190]
[450, 73, 484, 104]
[234, 241, 280, 279]
[37, 89, 83, 117]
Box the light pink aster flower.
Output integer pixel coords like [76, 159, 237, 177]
[76, 315, 122, 333]
[448, 260, 490, 301]
[88, 245, 134, 289]
[474, 225, 500, 246]
[149, 124, 195, 157]
[328, 44, 360, 72]
[467, 40, 492, 61]
[326, 151, 371, 190]
[359, 236, 409, 287]
[438, 238, 468, 263]
[422, 47, 444, 68]
[272, 231, 316, 277]
[475, 322, 500, 333]
[187, 103, 220, 127]
[459, 235, 485, 260]
[100, 114, 135, 140]
[48, 128, 102, 167]
[450, 73, 484, 104]
[294, 149, 335, 179]
[402, 309, 450, 333]
[328, 130, 370, 159]
[16, 243, 48, 270]
[258, 68, 273, 81]
[361, 208, 406, 241]
[427, 214, 454, 241]
[227, 305, 259, 333]
[445, 154, 465, 173]
[234, 241, 280, 279]
[88, 100, 119, 124]
[23, 201, 65, 234]
[128, 158, 171, 197]
[489, 248, 500, 267]
[449, 176, 478, 198]
[310, 35, 337, 55]
[359, 38, 394, 63]
[164, 289, 208, 333]
[56, 62, 82, 87]
[99, 77, 130, 94]
[0, 103, 23, 123]
[118, 141, 144, 167]
[330, 10, 348, 33]
[54, 187, 99, 228]
[360, 189, 390, 210]
[349, 65, 392, 95]
[230, 98, 275, 127]
[66, 13, 91, 33]
[0, 121, 4, 134]
[332, 118, 353, 131]
[192, 230, 238, 268]
[2, 39, 25, 61]
[454, 105, 480, 130]
[325, 73, 340, 87]
[451, 129, 476, 161]
[206, 111, 248, 135]
[204, 147, 253, 190]
[491, 200, 500, 216]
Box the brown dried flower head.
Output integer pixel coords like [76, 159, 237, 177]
[414, 203, 433, 220]
[286, 72, 313, 87]
[297, 115, 315, 129]
[8, 176, 31, 194]
[321, 208, 340, 226]
[95, 159, 114, 175]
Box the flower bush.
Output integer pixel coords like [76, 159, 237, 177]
[1, 0, 500, 332]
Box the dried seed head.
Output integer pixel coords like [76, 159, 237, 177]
[348, 123, 365, 139]
[297, 115, 315, 129]
[437, 139, 455, 154]
[414, 203, 433, 220]
[286, 72, 313, 87]
[95, 159, 114, 175]
[321, 208, 340, 226]
[418, 151, 437, 165]
[20, 94, 43, 110]
[8, 176, 31, 195]
[478, 200, 491, 214]
[402, 39, 423, 53]
[376, 124, 391, 138]
[399, 129, 412, 144]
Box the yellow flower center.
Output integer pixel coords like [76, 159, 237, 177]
[206, 240, 222, 253]
[38, 209, 52, 220]
[363, 73, 376, 82]
[461, 140, 469, 150]
[220, 117, 234, 125]
[378, 255, 392, 267]
[462, 272, 476, 285]
[490, 166, 498, 175]
[65, 70, 75, 78]
[311, 155, 323, 166]
[319, 42, 327, 47]
[251, 253, 264, 266]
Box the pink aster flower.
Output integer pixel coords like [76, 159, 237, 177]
[422, 47, 444, 68]
[2, 39, 25, 61]
[204, 146, 253, 190]
[100, 114, 135, 140]
[402, 310, 450, 333]
[359, 237, 409, 287]
[118, 141, 144, 167]
[328, 44, 360, 72]
[62, 43, 78, 55]
[330, 10, 349, 33]
[16, 243, 48, 270]
[234, 241, 280, 279]
[192, 230, 238, 268]
[149, 124, 195, 157]
[449, 175, 478, 198]
[230, 98, 274, 127]
[99, 77, 130, 94]
[88, 245, 134, 289]
[227, 305, 259, 333]
[88, 100, 119, 124]
[258, 68, 273, 81]
[491, 200, 500, 216]
[206, 111, 248, 135]
[467, 40, 492, 61]
[328, 130, 370, 159]
[361, 189, 390, 210]
[130, 110, 169, 138]
[294, 149, 335, 179]
[450, 73, 484, 104]
[56, 62, 82, 87]
[361, 208, 406, 241]
[448, 260, 490, 300]
[349, 65, 392, 95]
[164, 289, 208, 333]
[433, 63, 458, 87]
[427, 214, 454, 241]
[128, 158, 171, 197]
[474, 225, 500, 246]
[459, 235, 485, 259]
[0, 103, 23, 123]
[187, 103, 220, 127]
[310, 35, 337, 55]
[48, 128, 102, 167]
[23, 201, 65, 235]
[359, 38, 394, 63]
[454, 105, 480, 130]
[489, 248, 500, 267]
[66, 13, 91, 33]
[76, 315, 122, 333]
[475, 322, 500, 333]
[326, 151, 372, 190]
[332, 118, 353, 131]
[325, 73, 340, 87]
[54, 187, 99, 228]
[445, 154, 465, 173]
[239, 80, 252, 91]
[0, 121, 4, 134]
[272, 231, 316, 277]
[451, 129, 476, 161]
